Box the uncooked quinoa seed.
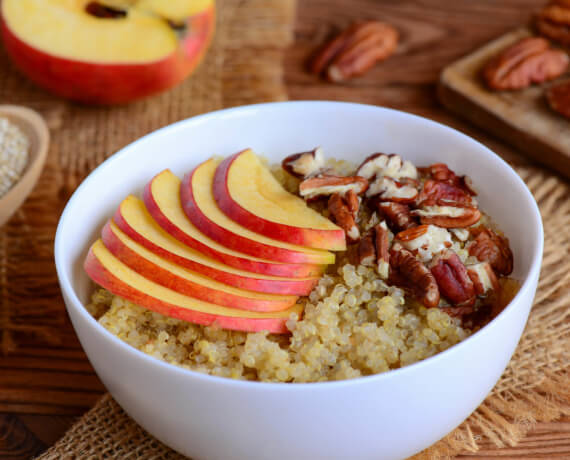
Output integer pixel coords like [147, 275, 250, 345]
[0, 117, 29, 198]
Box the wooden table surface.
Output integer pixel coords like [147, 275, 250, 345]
[1, 1, 569, 458]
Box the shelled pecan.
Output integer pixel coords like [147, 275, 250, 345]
[395, 224, 452, 263]
[430, 251, 475, 307]
[300, 175, 368, 200]
[536, 0, 570, 46]
[467, 262, 500, 296]
[412, 205, 481, 228]
[467, 228, 513, 276]
[416, 179, 475, 208]
[328, 192, 360, 243]
[377, 201, 418, 232]
[389, 244, 440, 308]
[310, 21, 398, 82]
[546, 79, 570, 118]
[419, 164, 477, 196]
[358, 233, 376, 266]
[374, 223, 390, 279]
[366, 176, 419, 202]
[356, 153, 417, 181]
[282, 147, 326, 178]
[483, 37, 568, 90]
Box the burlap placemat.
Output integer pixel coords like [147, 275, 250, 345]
[1, 0, 563, 457]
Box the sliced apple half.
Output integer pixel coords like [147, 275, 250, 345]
[114, 196, 319, 295]
[85, 240, 302, 334]
[181, 159, 335, 264]
[1, 0, 214, 104]
[214, 150, 347, 251]
[102, 220, 297, 312]
[144, 169, 325, 277]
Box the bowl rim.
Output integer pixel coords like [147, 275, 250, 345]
[55, 100, 544, 390]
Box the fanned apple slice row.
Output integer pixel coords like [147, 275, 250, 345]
[84, 241, 302, 334]
[143, 170, 324, 278]
[114, 196, 319, 295]
[102, 221, 298, 312]
[214, 150, 347, 251]
[181, 159, 336, 265]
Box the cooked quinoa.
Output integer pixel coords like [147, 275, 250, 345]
[88, 260, 469, 382]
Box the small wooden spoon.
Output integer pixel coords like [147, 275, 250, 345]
[0, 105, 50, 227]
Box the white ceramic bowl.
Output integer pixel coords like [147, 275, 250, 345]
[55, 101, 543, 460]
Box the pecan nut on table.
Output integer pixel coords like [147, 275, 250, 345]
[283, 149, 514, 324]
[309, 21, 398, 82]
[482, 37, 568, 90]
[536, 0, 570, 46]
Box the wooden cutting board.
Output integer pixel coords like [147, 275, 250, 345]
[438, 27, 570, 180]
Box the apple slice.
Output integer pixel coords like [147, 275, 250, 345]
[1, 0, 214, 104]
[144, 170, 325, 277]
[85, 240, 302, 334]
[102, 221, 297, 312]
[114, 196, 319, 295]
[181, 159, 335, 264]
[214, 150, 346, 251]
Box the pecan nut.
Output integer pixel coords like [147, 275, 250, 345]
[377, 201, 418, 232]
[311, 21, 398, 82]
[299, 174, 369, 200]
[536, 1, 570, 46]
[467, 262, 500, 296]
[389, 244, 440, 308]
[282, 147, 325, 178]
[412, 205, 481, 228]
[419, 163, 477, 196]
[328, 193, 360, 243]
[395, 224, 452, 263]
[417, 179, 475, 207]
[467, 228, 513, 276]
[374, 223, 390, 279]
[356, 153, 417, 181]
[366, 176, 419, 202]
[358, 233, 376, 266]
[430, 251, 475, 307]
[483, 37, 568, 90]
[546, 79, 570, 118]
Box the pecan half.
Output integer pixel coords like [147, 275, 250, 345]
[419, 163, 477, 196]
[299, 175, 369, 200]
[366, 176, 419, 202]
[417, 180, 475, 207]
[467, 262, 500, 296]
[468, 228, 513, 276]
[358, 233, 376, 266]
[430, 251, 475, 307]
[282, 147, 325, 178]
[412, 206, 481, 228]
[536, 1, 570, 46]
[389, 245, 440, 308]
[377, 201, 418, 232]
[483, 37, 568, 90]
[328, 193, 360, 243]
[311, 21, 398, 82]
[546, 79, 570, 118]
[374, 223, 390, 279]
[356, 153, 418, 181]
[395, 224, 452, 263]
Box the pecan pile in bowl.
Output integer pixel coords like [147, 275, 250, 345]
[282, 148, 515, 326]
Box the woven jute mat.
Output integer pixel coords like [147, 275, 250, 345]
[0, 0, 564, 458]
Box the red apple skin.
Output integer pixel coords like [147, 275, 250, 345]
[143, 176, 324, 278]
[113, 209, 319, 296]
[0, 7, 214, 104]
[84, 246, 293, 334]
[214, 152, 347, 251]
[101, 221, 296, 312]
[180, 166, 333, 265]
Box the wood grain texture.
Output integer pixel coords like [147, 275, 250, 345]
[0, 1, 568, 459]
